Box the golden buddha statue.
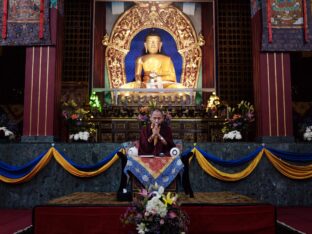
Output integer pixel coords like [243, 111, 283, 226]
[119, 32, 186, 90]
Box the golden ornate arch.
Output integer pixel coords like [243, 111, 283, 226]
[103, 2, 203, 89]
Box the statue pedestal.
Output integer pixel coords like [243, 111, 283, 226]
[112, 88, 198, 106]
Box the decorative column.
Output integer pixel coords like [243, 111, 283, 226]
[201, 2, 216, 103]
[92, 1, 106, 89]
[251, 11, 293, 142]
[22, 8, 63, 142]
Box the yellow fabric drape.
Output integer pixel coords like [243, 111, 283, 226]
[264, 149, 312, 179]
[0, 147, 122, 184]
[52, 148, 119, 177]
[193, 148, 264, 182]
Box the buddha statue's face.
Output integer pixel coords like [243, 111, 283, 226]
[144, 35, 162, 54]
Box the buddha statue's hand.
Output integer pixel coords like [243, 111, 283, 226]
[149, 71, 158, 79]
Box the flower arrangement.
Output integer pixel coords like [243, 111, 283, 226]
[62, 100, 95, 141]
[222, 100, 255, 140]
[0, 108, 20, 141]
[303, 126, 312, 141]
[121, 185, 189, 234]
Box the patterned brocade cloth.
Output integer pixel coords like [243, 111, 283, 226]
[124, 156, 184, 189]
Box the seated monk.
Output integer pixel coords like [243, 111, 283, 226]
[139, 109, 175, 156]
[120, 32, 186, 90]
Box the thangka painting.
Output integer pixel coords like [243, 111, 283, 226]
[262, 0, 312, 51]
[0, 0, 51, 45]
[270, 0, 303, 27]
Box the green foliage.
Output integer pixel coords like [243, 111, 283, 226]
[89, 92, 103, 113]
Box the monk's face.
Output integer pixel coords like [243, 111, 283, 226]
[144, 35, 162, 54]
[150, 110, 164, 125]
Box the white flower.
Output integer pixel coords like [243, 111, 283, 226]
[4, 130, 14, 139]
[149, 185, 165, 200]
[158, 186, 164, 195]
[235, 131, 242, 140]
[223, 130, 242, 140]
[74, 133, 80, 141]
[0, 127, 15, 139]
[303, 126, 312, 141]
[70, 131, 90, 141]
[146, 196, 167, 217]
[136, 222, 148, 234]
[81, 131, 89, 141]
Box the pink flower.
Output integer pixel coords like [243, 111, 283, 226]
[233, 114, 241, 120]
[138, 189, 149, 197]
[71, 114, 79, 120]
[168, 211, 177, 218]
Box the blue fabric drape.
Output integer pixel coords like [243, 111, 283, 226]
[0, 150, 48, 178]
[266, 147, 312, 162]
[195, 146, 264, 167]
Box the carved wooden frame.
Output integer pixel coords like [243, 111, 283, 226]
[104, 2, 203, 89]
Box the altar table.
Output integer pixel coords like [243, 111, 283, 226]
[124, 156, 184, 189]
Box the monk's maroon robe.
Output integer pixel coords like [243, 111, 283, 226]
[138, 123, 175, 156]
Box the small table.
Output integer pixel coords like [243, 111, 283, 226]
[124, 156, 184, 189]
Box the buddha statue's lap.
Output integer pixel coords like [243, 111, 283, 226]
[119, 81, 186, 89]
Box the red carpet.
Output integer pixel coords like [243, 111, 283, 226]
[34, 205, 275, 234]
[33, 192, 276, 234]
[0, 209, 32, 234]
[183, 205, 275, 234]
[277, 207, 312, 233]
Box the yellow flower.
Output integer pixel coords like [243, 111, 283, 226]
[163, 192, 176, 206]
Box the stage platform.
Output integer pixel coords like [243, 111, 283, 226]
[33, 192, 276, 234]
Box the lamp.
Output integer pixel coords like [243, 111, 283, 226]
[206, 92, 221, 118]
